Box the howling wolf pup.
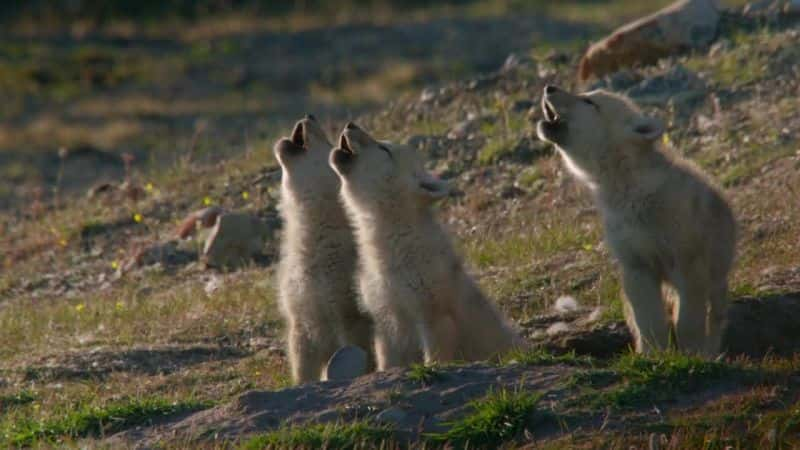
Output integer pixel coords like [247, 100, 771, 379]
[275, 115, 373, 384]
[537, 86, 736, 357]
[329, 122, 520, 370]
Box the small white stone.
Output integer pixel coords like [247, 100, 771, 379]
[546, 322, 571, 336]
[554, 295, 580, 313]
[204, 276, 222, 296]
[420, 87, 436, 103]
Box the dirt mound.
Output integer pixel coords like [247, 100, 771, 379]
[524, 293, 800, 359]
[100, 294, 800, 448]
[107, 363, 573, 447]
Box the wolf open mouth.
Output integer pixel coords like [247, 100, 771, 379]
[339, 134, 354, 155]
[331, 132, 356, 171]
[542, 98, 560, 123]
[291, 122, 305, 148]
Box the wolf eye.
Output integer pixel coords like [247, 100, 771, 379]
[581, 97, 598, 108]
[378, 144, 393, 160]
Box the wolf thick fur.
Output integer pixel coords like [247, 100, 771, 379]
[275, 116, 373, 384]
[537, 87, 736, 357]
[329, 123, 520, 370]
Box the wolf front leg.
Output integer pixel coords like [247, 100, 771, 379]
[621, 267, 670, 354]
[372, 314, 423, 370]
[286, 316, 339, 384]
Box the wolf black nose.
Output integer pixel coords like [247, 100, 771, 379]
[345, 122, 359, 130]
[304, 114, 316, 121]
[545, 85, 559, 95]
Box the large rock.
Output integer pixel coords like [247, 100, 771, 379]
[176, 206, 223, 239]
[578, 0, 720, 82]
[125, 240, 195, 271]
[202, 212, 270, 269]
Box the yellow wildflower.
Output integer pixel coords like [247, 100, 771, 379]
[75, 303, 85, 312]
[242, 191, 250, 200]
[203, 196, 212, 206]
[133, 213, 143, 223]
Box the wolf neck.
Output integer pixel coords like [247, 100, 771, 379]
[351, 204, 444, 269]
[281, 189, 350, 256]
[574, 143, 670, 208]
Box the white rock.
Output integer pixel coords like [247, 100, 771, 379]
[204, 276, 223, 296]
[554, 295, 581, 313]
[546, 322, 572, 336]
[579, 0, 720, 81]
[420, 87, 436, 103]
[202, 212, 270, 269]
[324, 345, 367, 381]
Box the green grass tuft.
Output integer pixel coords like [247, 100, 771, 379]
[477, 138, 516, 166]
[0, 389, 36, 408]
[465, 224, 597, 269]
[515, 166, 544, 190]
[427, 389, 546, 448]
[407, 363, 444, 385]
[241, 421, 394, 450]
[500, 348, 593, 367]
[4, 397, 210, 447]
[593, 352, 739, 409]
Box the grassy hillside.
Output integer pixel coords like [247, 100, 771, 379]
[1, 0, 798, 448]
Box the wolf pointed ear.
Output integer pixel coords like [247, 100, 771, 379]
[630, 115, 664, 142]
[417, 172, 450, 201]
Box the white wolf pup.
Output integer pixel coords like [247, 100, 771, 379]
[275, 115, 373, 384]
[537, 86, 736, 357]
[329, 122, 520, 369]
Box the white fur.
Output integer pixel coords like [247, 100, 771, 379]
[538, 88, 736, 357]
[275, 118, 373, 384]
[330, 124, 521, 369]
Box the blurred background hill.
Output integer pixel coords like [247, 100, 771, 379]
[4, 1, 800, 448]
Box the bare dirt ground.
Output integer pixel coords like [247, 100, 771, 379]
[1, 1, 800, 448]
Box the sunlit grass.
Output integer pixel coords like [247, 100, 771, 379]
[426, 388, 547, 447]
[464, 221, 599, 269]
[1, 396, 210, 447]
[241, 421, 394, 450]
[571, 352, 745, 410]
[0, 270, 279, 361]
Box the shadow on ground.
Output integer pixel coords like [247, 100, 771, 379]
[529, 293, 800, 359]
[21, 344, 251, 381]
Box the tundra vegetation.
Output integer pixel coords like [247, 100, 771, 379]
[2, 0, 800, 448]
